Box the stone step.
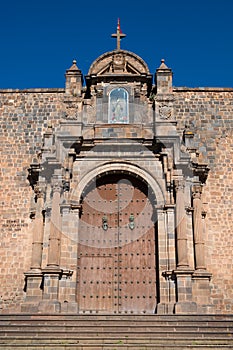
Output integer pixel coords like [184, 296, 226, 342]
[1, 314, 233, 324]
[1, 343, 233, 350]
[0, 346, 233, 349]
[0, 314, 232, 349]
[1, 328, 233, 336]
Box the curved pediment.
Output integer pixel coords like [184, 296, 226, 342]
[88, 49, 150, 76]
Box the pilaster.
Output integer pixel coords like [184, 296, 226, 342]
[192, 185, 205, 270]
[59, 202, 81, 313]
[30, 181, 46, 270]
[175, 179, 189, 269]
[21, 180, 46, 313]
[39, 171, 63, 313]
[47, 173, 62, 267]
[191, 185, 213, 313]
[157, 206, 176, 314]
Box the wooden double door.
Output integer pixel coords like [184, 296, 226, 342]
[77, 173, 157, 314]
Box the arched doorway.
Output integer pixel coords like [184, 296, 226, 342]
[77, 172, 158, 314]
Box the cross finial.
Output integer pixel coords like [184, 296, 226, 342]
[111, 18, 126, 50]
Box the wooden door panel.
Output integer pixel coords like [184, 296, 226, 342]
[79, 256, 115, 312]
[78, 174, 157, 314]
[119, 229, 156, 313]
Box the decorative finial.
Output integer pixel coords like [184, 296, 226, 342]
[72, 59, 77, 65]
[111, 18, 126, 50]
[158, 58, 169, 70]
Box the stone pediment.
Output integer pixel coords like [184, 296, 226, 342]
[88, 49, 150, 76]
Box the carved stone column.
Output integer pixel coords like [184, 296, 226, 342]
[174, 179, 196, 314]
[191, 186, 213, 313]
[21, 182, 45, 313]
[175, 180, 189, 268]
[30, 183, 45, 270]
[59, 202, 81, 313]
[47, 180, 62, 267]
[39, 172, 63, 313]
[157, 207, 176, 314]
[192, 185, 205, 270]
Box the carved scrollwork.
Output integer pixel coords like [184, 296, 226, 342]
[112, 53, 126, 72]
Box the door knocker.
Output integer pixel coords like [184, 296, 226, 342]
[102, 215, 108, 231]
[128, 213, 135, 230]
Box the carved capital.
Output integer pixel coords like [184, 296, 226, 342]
[174, 179, 185, 192]
[34, 182, 46, 199]
[192, 185, 202, 199]
[52, 181, 62, 193]
[95, 87, 103, 98]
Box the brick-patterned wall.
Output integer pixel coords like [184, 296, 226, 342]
[174, 88, 233, 164]
[1, 86, 233, 313]
[0, 89, 64, 312]
[174, 88, 233, 313]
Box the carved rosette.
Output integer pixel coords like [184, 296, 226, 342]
[62, 99, 80, 120]
[65, 106, 78, 120]
[158, 103, 173, 120]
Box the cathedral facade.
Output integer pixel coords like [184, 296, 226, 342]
[1, 25, 233, 315]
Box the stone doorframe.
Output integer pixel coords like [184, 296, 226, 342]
[71, 162, 177, 313]
[23, 158, 213, 314]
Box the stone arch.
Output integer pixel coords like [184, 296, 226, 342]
[71, 161, 165, 207]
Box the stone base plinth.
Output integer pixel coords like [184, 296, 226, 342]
[21, 303, 39, 313]
[38, 300, 61, 313]
[175, 301, 197, 314]
[60, 301, 78, 313]
[156, 302, 175, 314]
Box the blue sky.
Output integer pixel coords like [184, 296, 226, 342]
[0, 0, 232, 89]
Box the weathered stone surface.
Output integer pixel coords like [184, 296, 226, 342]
[0, 47, 233, 315]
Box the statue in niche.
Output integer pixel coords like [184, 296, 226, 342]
[109, 88, 129, 123]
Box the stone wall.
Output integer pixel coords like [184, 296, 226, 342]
[1, 86, 233, 313]
[0, 90, 64, 312]
[174, 88, 233, 313]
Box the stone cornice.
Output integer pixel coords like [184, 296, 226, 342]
[173, 87, 233, 92]
[0, 88, 65, 93]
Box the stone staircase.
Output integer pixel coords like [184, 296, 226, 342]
[0, 314, 233, 349]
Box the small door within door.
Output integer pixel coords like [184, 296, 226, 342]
[77, 173, 157, 314]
